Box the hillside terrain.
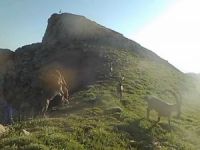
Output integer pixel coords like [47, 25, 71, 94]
[0, 13, 200, 150]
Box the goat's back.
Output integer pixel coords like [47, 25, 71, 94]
[146, 96, 176, 116]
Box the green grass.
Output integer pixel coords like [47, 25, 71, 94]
[1, 46, 200, 149]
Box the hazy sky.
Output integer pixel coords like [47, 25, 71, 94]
[131, 0, 200, 73]
[0, 0, 199, 73]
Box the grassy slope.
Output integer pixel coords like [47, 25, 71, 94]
[1, 47, 200, 150]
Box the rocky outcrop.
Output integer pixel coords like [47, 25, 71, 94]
[0, 49, 14, 77]
[0, 49, 14, 96]
[42, 13, 156, 58]
[42, 13, 124, 46]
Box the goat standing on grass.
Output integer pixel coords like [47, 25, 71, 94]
[117, 76, 124, 100]
[144, 91, 181, 125]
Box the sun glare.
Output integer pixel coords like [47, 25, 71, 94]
[131, 0, 200, 73]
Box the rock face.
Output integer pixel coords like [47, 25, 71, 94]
[42, 13, 158, 58]
[43, 13, 124, 46]
[0, 50, 14, 122]
[0, 13, 163, 114]
[0, 49, 14, 96]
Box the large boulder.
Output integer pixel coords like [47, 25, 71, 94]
[42, 13, 124, 46]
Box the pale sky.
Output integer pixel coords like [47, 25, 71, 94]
[0, 0, 199, 73]
[130, 0, 200, 73]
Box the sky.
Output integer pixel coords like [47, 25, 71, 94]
[0, 0, 199, 73]
[130, 0, 200, 73]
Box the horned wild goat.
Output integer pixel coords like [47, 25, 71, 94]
[42, 70, 69, 117]
[144, 91, 181, 125]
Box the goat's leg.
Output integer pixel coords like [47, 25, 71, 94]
[65, 97, 69, 104]
[61, 96, 69, 105]
[157, 115, 160, 123]
[168, 116, 171, 126]
[42, 99, 50, 117]
[119, 90, 122, 100]
[147, 108, 150, 120]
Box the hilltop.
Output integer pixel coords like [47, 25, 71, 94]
[0, 13, 200, 149]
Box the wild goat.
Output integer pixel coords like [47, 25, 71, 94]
[117, 76, 125, 100]
[42, 70, 69, 117]
[144, 91, 181, 125]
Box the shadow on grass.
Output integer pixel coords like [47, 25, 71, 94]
[116, 118, 155, 150]
[46, 96, 101, 117]
[155, 122, 177, 132]
[116, 117, 180, 149]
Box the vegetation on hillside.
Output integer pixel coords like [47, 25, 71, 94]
[1, 46, 200, 150]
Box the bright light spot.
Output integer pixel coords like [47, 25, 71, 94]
[130, 0, 200, 73]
